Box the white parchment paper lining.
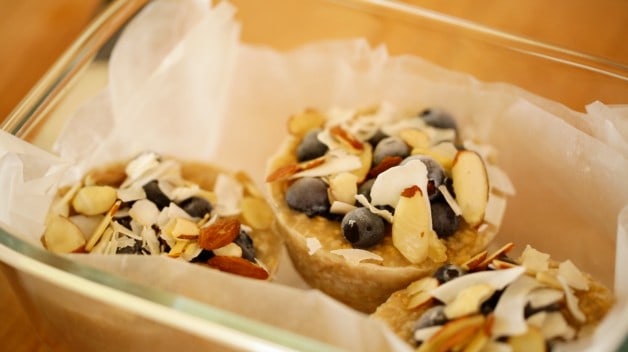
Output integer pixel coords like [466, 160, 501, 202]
[0, 1, 626, 351]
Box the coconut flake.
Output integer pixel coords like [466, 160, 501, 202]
[329, 248, 383, 265]
[293, 149, 362, 178]
[558, 276, 586, 323]
[354, 194, 394, 223]
[112, 221, 141, 240]
[142, 226, 160, 255]
[370, 160, 428, 209]
[430, 266, 526, 304]
[329, 201, 357, 214]
[306, 237, 322, 255]
[214, 173, 243, 216]
[526, 311, 547, 328]
[128, 199, 160, 227]
[540, 312, 576, 340]
[558, 260, 589, 291]
[444, 283, 495, 319]
[124, 152, 160, 181]
[117, 185, 146, 202]
[484, 193, 507, 227]
[486, 164, 516, 196]
[519, 245, 550, 273]
[527, 287, 564, 309]
[492, 275, 542, 337]
[414, 326, 441, 343]
[166, 202, 196, 221]
[437, 184, 462, 216]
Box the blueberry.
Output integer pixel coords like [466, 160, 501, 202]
[191, 249, 215, 263]
[297, 129, 328, 162]
[372, 136, 410, 166]
[419, 108, 458, 131]
[285, 177, 330, 217]
[341, 207, 386, 248]
[480, 289, 504, 315]
[402, 155, 445, 200]
[357, 179, 375, 202]
[430, 201, 460, 238]
[142, 180, 170, 210]
[414, 305, 448, 331]
[433, 264, 466, 284]
[367, 129, 388, 147]
[178, 196, 212, 218]
[235, 230, 256, 262]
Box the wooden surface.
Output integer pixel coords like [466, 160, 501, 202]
[0, 1, 627, 351]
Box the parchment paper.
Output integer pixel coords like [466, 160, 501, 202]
[1, 0, 627, 350]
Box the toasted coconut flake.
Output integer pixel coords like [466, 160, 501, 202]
[370, 159, 428, 209]
[124, 152, 160, 181]
[519, 245, 550, 274]
[214, 173, 243, 216]
[486, 165, 516, 196]
[438, 184, 462, 216]
[306, 237, 322, 255]
[558, 260, 589, 291]
[293, 149, 362, 178]
[527, 287, 564, 309]
[492, 275, 541, 337]
[414, 326, 441, 343]
[213, 242, 243, 257]
[287, 108, 326, 136]
[329, 248, 383, 265]
[536, 271, 562, 290]
[129, 199, 160, 227]
[329, 201, 357, 214]
[142, 226, 160, 255]
[431, 266, 525, 304]
[355, 194, 394, 223]
[484, 193, 507, 228]
[444, 283, 495, 319]
[117, 185, 146, 202]
[558, 277, 586, 323]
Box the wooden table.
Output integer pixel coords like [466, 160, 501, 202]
[1, 1, 627, 351]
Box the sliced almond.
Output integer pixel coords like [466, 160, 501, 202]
[368, 156, 403, 179]
[72, 185, 118, 216]
[328, 172, 358, 205]
[198, 218, 240, 250]
[444, 283, 495, 319]
[417, 314, 486, 352]
[287, 108, 326, 136]
[207, 256, 269, 280]
[451, 150, 489, 227]
[471, 242, 515, 272]
[329, 125, 364, 151]
[392, 186, 431, 264]
[461, 250, 488, 271]
[406, 277, 439, 309]
[519, 245, 550, 274]
[168, 240, 189, 258]
[43, 215, 86, 253]
[240, 196, 274, 230]
[85, 200, 121, 251]
[399, 128, 431, 149]
[164, 217, 199, 239]
[351, 142, 372, 182]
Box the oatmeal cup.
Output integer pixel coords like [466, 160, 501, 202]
[266, 104, 514, 312]
[42, 152, 282, 280]
[371, 243, 614, 351]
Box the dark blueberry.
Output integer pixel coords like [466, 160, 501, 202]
[414, 305, 448, 331]
[419, 108, 458, 131]
[296, 128, 328, 162]
[178, 196, 212, 218]
[116, 238, 143, 254]
[402, 155, 445, 200]
[372, 136, 410, 166]
[142, 180, 171, 210]
[285, 177, 330, 217]
[191, 249, 215, 263]
[524, 302, 562, 319]
[341, 207, 386, 248]
[114, 216, 133, 230]
[480, 289, 504, 315]
[234, 230, 256, 262]
[433, 264, 466, 284]
[357, 179, 375, 202]
[430, 201, 460, 238]
[367, 129, 388, 147]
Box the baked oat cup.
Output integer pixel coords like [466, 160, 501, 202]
[266, 105, 514, 312]
[371, 243, 614, 351]
[42, 152, 282, 280]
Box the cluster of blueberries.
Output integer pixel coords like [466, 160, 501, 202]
[285, 109, 464, 249]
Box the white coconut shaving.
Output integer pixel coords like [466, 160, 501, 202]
[128, 199, 160, 227]
[354, 194, 394, 223]
[214, 173, 243, 216]
[329, 201, 357, 214]
[486, 164, 516, 196]
[492, 275, 542, 337]
[293, 149, 362, 178]
[370, 159, 428, 209]
[558, 259, 590, 291]
[484, 193, 508, 227]
[430, 266, 525, 304]
[437, 184, 462, 216]
[519, 245, 551, 273]
[306, 237, 322, 255]
[329, 248, 383, 265]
